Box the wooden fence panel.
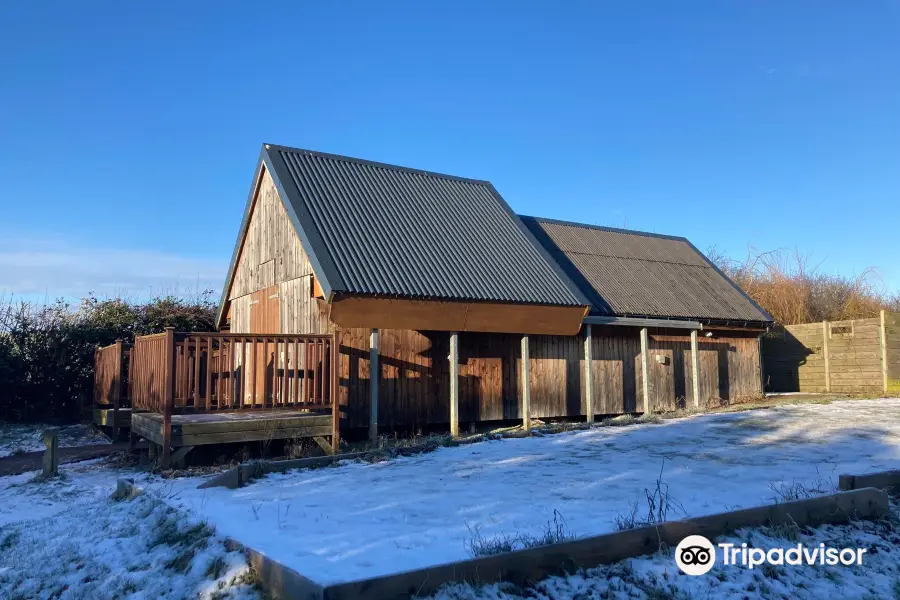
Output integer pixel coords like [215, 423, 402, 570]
[884, 312, 900, 394]
[130, 333, 169, 413]
[763, 315, 896, 394]
[93, 342, 130, 407]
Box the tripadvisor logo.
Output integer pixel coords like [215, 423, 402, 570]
[675, 535, 716, 575]
[675, 535, 868, 576]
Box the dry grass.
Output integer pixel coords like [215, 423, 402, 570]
[707, 245, 900, 325]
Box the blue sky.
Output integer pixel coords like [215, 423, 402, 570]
[1, 2, 898, 300]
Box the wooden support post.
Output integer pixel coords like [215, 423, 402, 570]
[449, 332, 460, 438]
[583, 325, 594, 424]
[521, 335, 531, 431]
[331, 330, 341, 454]
[112, 339, 124, 438]
[42, 428, 59, 478]
[640, 328, 650, 414]
[690, 330, 700, 408]
[369, 329, 379, 443]
[758, 334, 766, 396]
[881, 310, 889, 394]
[162, 327, 175, 470]
[822, 321, 831, 393]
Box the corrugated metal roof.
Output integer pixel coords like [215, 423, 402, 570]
[263, 145, 585, 306]
[521, 216, 773, 323]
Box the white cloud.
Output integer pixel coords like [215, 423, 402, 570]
[0, 238, 227, 300]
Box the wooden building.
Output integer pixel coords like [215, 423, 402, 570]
[216, 144, 774, 438]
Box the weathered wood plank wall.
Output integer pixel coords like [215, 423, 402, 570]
[228, 167, 313, 301]
[763, 314, 899, 394]
[886, 312, 900, 394]
[337, 327, 762, 429]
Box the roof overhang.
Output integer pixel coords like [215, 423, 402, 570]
[583, 315, 701, 330]
[329, 294, 589, 335]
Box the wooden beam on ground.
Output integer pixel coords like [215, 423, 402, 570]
[521, 335, 531, 431]
[640, 327, 650, 414]
[690, 329, 700, 408]
[583, 325, 593, 424]
[369, 328, 379, 443]
[449, 332, 459, 438]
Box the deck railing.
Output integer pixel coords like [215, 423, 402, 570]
[130, 328, 338, 415]
[93, 340, 131, 434]
[130, 328, 340, 466]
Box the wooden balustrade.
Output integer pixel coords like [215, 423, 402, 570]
[93, 340, 131, 434]
[130, 329, 337, 415]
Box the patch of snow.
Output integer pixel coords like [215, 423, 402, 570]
[167, 398, 900, 585]
[430, 505, 900, 599]
[0, 423, 111, 457]
[0, 460, 261, 600]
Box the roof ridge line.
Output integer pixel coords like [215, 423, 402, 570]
[519, 214, 689, 242]
[264, 143, 493, 187]
[556, 249, 712, 269]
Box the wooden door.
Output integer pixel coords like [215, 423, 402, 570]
[249, 286, 280, 405]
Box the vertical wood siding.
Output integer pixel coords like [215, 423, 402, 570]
[337, 327, 762, 429]
[279, 276, 332, 334]
[228, 167, 313, 300]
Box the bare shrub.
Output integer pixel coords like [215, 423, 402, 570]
[707, 245, 898, 325]
[465, 524, 516, 557]
[465, 510, 578, 557]
[768, 478, 835, 503]
[519, 510, 577, 548]
[613, 460, 686, 531]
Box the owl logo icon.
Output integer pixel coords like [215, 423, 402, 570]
[675, 535, 716, 575]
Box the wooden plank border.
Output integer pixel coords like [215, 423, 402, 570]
[839, 468, 900, 494]
[320, 488, 888, 600]
[225, 538, 325, 600]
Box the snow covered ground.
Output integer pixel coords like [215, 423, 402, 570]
[166, 398, 900, 585]
[0, 460, 261, 599]
[0, 423, 110, 457]
[431, 505, 900, 599]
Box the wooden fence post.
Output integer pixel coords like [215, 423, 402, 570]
[822, 321, 831, 393]
[449, 332, 460, 438]
[42, 428, 59, 478]
[881, 310, 889, 394]
[369, 329, 379, 443]
[521, 335, 531, 431]
[162, 327, 175, 469]
[690, 330, 700, 408]
[331, 330, 341, 454]
[640, 328, 650, 414]
[583, 325, 593, 424]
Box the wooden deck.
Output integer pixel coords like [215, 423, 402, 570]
[131, 410, 333, 448]
[92, 407, 131, 429]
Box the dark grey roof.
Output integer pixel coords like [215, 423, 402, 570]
[260, 145, 586, 306]
[520, 216, 773, 323]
